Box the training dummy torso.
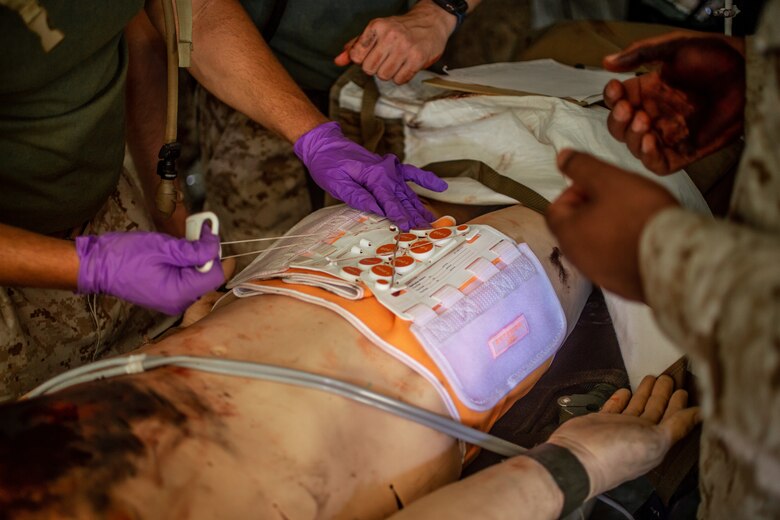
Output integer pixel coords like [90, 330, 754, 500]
[0, 204, 591, 518]
[229, 206, 572, 437]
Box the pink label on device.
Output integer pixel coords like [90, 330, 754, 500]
[488, 314, 529, 358]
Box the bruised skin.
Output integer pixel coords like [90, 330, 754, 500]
[0, 378, 226, 519]
[0, 205, 590, 519]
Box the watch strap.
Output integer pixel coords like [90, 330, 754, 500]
[430, 0, 468, 27]
[522, 443, 590, 518]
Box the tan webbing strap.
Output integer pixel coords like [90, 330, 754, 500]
[174, 0, 192, 67]
[1, 0, 63, 51]
[331, 66, 385, 153]
[359, 76, 385, 153]
[423, 160, 551, 215]
[327, 68, 550, 213]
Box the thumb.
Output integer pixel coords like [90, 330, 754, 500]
[556, 149, 605, 195]
[169, 232, 221, 267]
[546, 150, 606, 233]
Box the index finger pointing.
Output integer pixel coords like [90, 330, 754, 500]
[335, 37, 358, 66]
[347, 27, 379, 65]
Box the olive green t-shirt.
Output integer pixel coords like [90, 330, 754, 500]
[0, 0, 144, 234]
[240, 0, 410, 92]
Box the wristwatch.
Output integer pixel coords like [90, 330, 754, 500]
[431, 0, 469, 27]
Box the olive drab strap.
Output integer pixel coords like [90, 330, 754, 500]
[422, 160, 551, 216]
[174, 0, 192, 67]
[0, 0, 64, 52]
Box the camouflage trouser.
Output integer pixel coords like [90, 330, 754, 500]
[0, 168, 168, 401]
[195, 86, 313, 271]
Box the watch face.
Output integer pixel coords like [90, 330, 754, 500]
[452, 0, 469, 13]
[434, 0, 468, 15]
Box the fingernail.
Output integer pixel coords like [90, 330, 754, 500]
[631, 117, 647, 133]
[614, 104, 630, 122]
[641, 136, 653, 154]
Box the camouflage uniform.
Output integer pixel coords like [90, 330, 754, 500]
[639, 2, 780, 517]
[0, 168, 167, 401]
[195, 87, 313, 271]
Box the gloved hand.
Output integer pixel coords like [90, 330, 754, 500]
[76, 227, 224, 315]
[546, 375, 700, 500]
[294, 121, 448, 230]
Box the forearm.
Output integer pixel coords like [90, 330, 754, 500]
[389, 455, 563, 519]
[0, 223, 79, 290]
[145, 0, 326, 143]
[640, 207, 780, 359]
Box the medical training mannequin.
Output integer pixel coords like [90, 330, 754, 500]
[0, 202, 699, 519]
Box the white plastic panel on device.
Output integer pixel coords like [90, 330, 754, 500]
[229, 206, 522, 321]
[228, 205, 568, 413]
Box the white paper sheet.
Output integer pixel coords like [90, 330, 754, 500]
[425, 59, 636, 105]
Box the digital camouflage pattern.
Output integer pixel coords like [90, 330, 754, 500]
[639, 2, 780, 516]
[0, 169, 167, 401]
[195, 86, 313, 272]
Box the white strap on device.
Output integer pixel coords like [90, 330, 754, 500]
[186, 211, 220, 273]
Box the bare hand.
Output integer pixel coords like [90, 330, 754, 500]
[545, 150, 679, 301]
[548, 375, 700, 499]
[602, 32, 745, 175]
[333, 2, 456, 84]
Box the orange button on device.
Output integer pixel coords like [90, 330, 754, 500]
[376, 243, 397, 257]
[409, 241, 434, 261]
[358, 257, 383, 270]
[370, 264, 394, 280]
[340, 265, 363, 282]
[397, 233, 417, 247]
[392, 255, 416, 274]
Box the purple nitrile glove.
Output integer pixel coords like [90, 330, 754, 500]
[294, 121, 448, 230]
[75, 227, 224, 316]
